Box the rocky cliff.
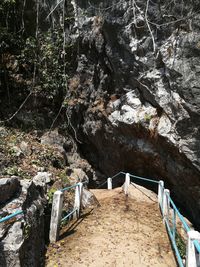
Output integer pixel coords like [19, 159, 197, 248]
[62, 0, 200, 228]
[1, 0, 200, 251]
[0, 177, 46, 267]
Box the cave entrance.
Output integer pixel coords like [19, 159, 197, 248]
[89, 171, 160, 193]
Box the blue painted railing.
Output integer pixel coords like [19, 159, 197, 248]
[193, 239, 200, 254]
[60, 183, 79, 223]
[60, 180, 88, 192]
[129, 173, 159, 184]
[165, 220, 185, 267]
[60, 184, 79, 192]
[0, 210, 23, 224]
[105, 171, 200, 267]
[97, 171, 159, 189]
[59, 181, 88, 223]
[0, 181, 87, 225]
[50, 180, 88, 241]
[167, 193, 190, 233]
[166, 191, 200, 266]
[61, 208, 77, 222]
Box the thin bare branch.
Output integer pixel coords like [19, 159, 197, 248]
[46, 0, 64, 20]
[145, 0, 156, 53]
[66, 111, 82, 144]
[0, 92, 32, 123]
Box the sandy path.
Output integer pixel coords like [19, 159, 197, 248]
[46, 186, 177, 267]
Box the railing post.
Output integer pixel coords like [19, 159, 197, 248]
[163, 189, 170, 221]
[107, 178, 112, 190]
[158, 180, 164, 210]
[186, 230, 200, 267]
[74, 182, 83, 219]
[124, 173, 130, 195]
[49, 190, 64, 243]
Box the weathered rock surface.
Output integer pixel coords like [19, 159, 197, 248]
[1, 0, 200, 248]
[19, 141, 32, 156]
[81, 188, 100, 209]
[61, 0, 200, 228]
[0, 179, 46, 267]
[0, 177, 21, 204]
[33, 172, 52, 188]
[1, 1, 200, 265]
[41, 130, 67, 150]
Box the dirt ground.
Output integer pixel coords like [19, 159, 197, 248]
[45, 185, 177, 267]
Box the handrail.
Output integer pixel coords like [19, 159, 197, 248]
[61, 208, 77, 222]
[129, 173, 159, 184]
[50, 181, 84, 242]
[97, 172, 123, 189]
[167, 193, 190, 233]
[60, 180, 88, 192]
[165, 220, 185, 267]
[61, 184, 79, 192]
[96, 180, 107, 189]
[111, 171, 124, 180]
[163, 190, 200, 266]
[50, 169, 200, 267]
[193, 239, 200, 253]
[0, 210, 23, 223]
[107, 171, 200, 266]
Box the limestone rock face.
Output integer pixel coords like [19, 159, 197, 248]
[62, 0, 200, 228]
[33, 172, 52, 188]
[1, 0, 200, 238]
[0, 179, 46, 267]
[0, 177, 21, 204]
[41, 129, 66, 149]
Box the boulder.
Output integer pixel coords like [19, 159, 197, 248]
[33, 172, 52, 187]
[41, 129, 66, 149]
[81, 188, 100, 209]
[0, 177, 21, 204]
[19, 141, 32, 156]
[1, 222, 23, 267]
[70, 168, 88, 182]
[0, 179, 46, 267]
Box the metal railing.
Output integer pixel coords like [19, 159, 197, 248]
[98, 171, 159, 189]
[96, 172, 123, 189]
[0, 210, 23, 224]
[60, 180, 88, 222]
[161, 187, 200, 267]
[49, 180, 88, 242]
[106, 172, 200, 267]
[49, 171, 200, 267]
[61, 183, 80, 223]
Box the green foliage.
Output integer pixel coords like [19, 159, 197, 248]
[1, 0, 15, 4]
[18, 28, 76, 99]
[0, 0, 78, 129]
[47, 188, 57, 205]
[58, 170, 70, 185]
[37, 30, 69, 96]
[144, 113, 152, 122]
[3, 166, 19, 176]
[3, 166, 31, 179]
[0, 0, 15, 11]
[176, 233, 186, 259]
[0, 0, 19, 37]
